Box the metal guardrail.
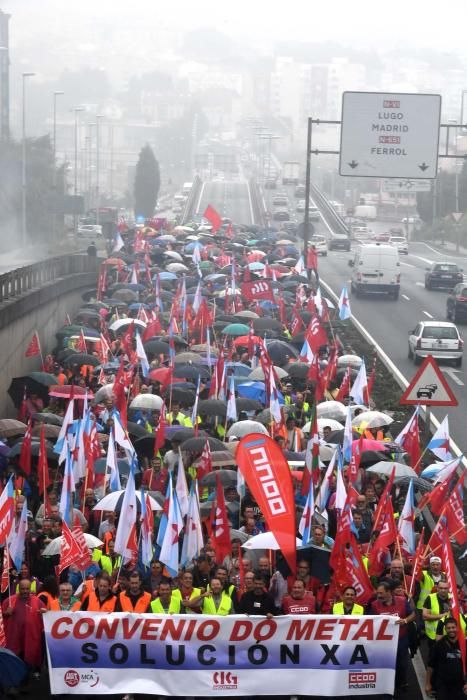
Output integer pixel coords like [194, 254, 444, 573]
[0, 254, 98, 303]
[180, 175, 202, 224]
[309, 182, 350, 237]
[248, 178, 267, 226]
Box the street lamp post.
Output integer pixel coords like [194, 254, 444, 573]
[95, 114, 104, 227]
[72, 106, 84, 237]
[21, 71, 35, 246]
[52, 90, 64, 239]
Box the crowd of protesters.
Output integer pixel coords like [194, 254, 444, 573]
[0, 216, 466, 699]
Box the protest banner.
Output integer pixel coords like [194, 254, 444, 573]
[44, 613, 398, 696]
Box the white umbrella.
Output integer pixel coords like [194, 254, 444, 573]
[248, 365, 289, 381]
[173, 226, 194, 233]
[319, 444, 336, 461]
[241, 532, 303, 551]
[311, 418, 344, 436]
[163, 251, 184, 262]
[130, 394, 164, 410]
[93, 384, 115, 403]
[109, 318, 146, 333]
[349, 404, 368, 417]
[227, 421, 269, 438]
[366, 462, 417, 478]
[166, 262, 189, 273]
[352, 411, 393, 429]
[317, 400, 347, 421]
[337, 354, 363, 368]
[42, 533, 103, 556]
[93, 490, 162, 512]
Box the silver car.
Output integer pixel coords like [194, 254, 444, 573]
[408, 321, 463, 366]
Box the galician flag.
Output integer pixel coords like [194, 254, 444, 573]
[338, 286, 351, 320]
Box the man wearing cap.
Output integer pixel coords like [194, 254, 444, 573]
[417, 556, 445, 614]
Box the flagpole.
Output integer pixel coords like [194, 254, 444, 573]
[36, 332, 44, 369]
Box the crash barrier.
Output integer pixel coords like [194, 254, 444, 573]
[180, 175, 202, 225]
[249, 178, 267, 227]
[309, 182, 350, 238]
[44, 612, 398, 697]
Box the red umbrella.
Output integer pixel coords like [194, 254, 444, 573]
[233, 335, 263, 347]
[48, 385, 93, 400]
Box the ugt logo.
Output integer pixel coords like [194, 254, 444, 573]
[212, 671, 238, 689]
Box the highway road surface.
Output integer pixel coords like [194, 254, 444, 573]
[194, 179, 256, 226]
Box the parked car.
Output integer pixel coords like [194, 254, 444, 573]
[273, 209, 290, 221]
[425, 262, 463, 290]
[408, 320, 463, 366]
[446, 283, 467, 322]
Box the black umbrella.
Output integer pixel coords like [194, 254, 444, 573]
[32, 412, 63, 426]
[284, 362, 309, 378]
[198, 399, 227, 417]
[236, 398, 263, 412]
[173, 365, 211, 381]
[263, 340, 299, 367]
[64, 353, 100, 367]
[8, 373, 57, 408]
[9, 439, 55, 459]
[144, 340, 170, 357]
[57, 348, 77, 362]
[163, 387, 196, 404]
[395, 476, 433, 493]
[152, 334, 188, 348]
[200, 469, 237, 487]
[326, 429, 361, 445]
[180, 436, 226, 452]
[94, 457, 139, 476]
[253, 318, 283, 332]
[126, 422, 150, 439]
[359, 450, 392, 467]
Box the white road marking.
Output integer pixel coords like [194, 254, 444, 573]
[402, 294, 410, 300]
[410, 254, 433, 265]
[195, 182, 206, 215]
[423, 310, 434, 318]
[442, 368, 464, 386]
[416, 281, 425, 287]
[400, 261, 415, 268]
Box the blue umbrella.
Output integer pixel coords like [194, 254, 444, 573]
[237, 381, 268, 404]
[94, 457, 140, 476]
[155, 271, 178, 281]
[248, 262, 265, 271]
[0, 648, 28, 688]
[128, 303, 150, 311]
[225, 362, 251, 376]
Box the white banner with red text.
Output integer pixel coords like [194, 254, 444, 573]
[44, 613, 398, 696]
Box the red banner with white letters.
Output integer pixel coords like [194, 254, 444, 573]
[237, 434, 296, 574]
[241, 280, 275, 303]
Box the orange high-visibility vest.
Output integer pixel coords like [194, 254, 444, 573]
[119, 591, 152, 613]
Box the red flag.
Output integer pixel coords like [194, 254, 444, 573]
[192, 299, 212, 343]
[330, 503, 374, 604]
[241, 280, 275, 303]
[25, 331, 41, 358]
[203, 204, 222, 233]
[371, 467, 395, 536]
[58, 520, 84, 574]
[237, 433, 296, 575]
[349, 433, 364, 484]
[1, 546, 10, 594]
[366, 356, 377, 400]
[76, 329, 88, 354]
[149, 367, 173, 392]
[302, 406, 320, 495]
[120, 321, 136, 359]
[408, 528, 425, 597]
[278, 293, 287, 326]
[307, 354, 325, 402]
[336, 365, 352, 402]
[401, 412, 421, 470]
[210, 474, 231, 564]
[444, 473, 467, 544]
[290, 308, 304, 337]
[368, 480, 398, 575]
[427, 511, 448, 557]
[209, 352, 225, 399]
[197, 440, 213, 480]
[0, 605, 6, 648]
[18, 417, 32, 476]
[305, 314, 328, 354]
[113, 359, 133, 428]
[143, 317, 162, 341]
[419, 472, 457, 516]
[38, 424, 51, 496]
[306, 247, 318, 271]
[440, 525, 467, 674]
[320, 298, 331, 323]
[72, 520, 92, 571]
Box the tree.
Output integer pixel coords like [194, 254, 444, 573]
[133, 144, 160, 219]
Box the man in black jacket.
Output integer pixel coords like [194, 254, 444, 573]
[237, 575, 276, 617]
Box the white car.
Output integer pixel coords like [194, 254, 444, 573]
[309, 206, 321, 221]
[310, 235, 327, 256]
[296, 199, 306, 212]
[408, 321, 463, 366]
[77, 224, 102, 237]
[390, 236, 408, 254]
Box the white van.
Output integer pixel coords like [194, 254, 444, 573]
[349, 243, 400, 299]
[354, 204, 377, 220]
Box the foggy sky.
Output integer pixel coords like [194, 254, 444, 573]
[4, 0, 467, 79]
